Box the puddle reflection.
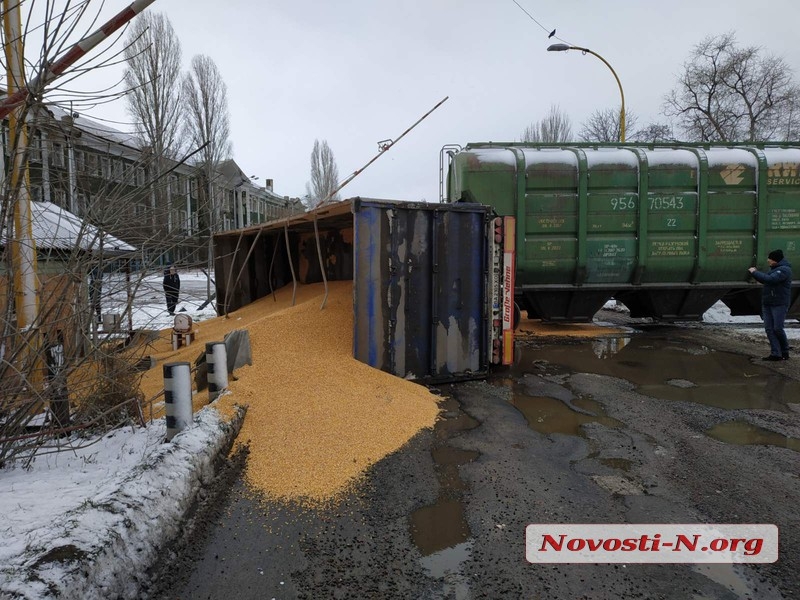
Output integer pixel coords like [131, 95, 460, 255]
[511, 394, 623, 436]
[706, 421, 800, 452]
[592, 336, 631, 359]
[410, 500, 470, 556]
[511, 334, 799, 412]
[411, 399, 480, 557]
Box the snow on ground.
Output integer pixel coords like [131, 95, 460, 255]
[0, 279, 796, 598]
[702, 301, 800, 343]
[101, 269, 219, 331]
[0, 269, 241, 600]
[0, 406, 244, 600]
[603, 299, 800, 344]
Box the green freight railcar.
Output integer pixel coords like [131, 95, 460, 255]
[445, 143, 800, 322]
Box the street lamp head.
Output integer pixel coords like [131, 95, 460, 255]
[544, 42, 626, 142]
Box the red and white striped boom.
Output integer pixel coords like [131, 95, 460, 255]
[0, 0, 157, 120]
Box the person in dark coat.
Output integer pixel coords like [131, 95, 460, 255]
[163, 264, 181, 315]
[748, 249, 793, 361]
[89, 266, 102, 323]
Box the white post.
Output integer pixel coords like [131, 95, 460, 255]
[66, 125, 77, 214]
[40, 128, 51, 203]
[163, 361, 192, 441]
[206, 341, 228, 402]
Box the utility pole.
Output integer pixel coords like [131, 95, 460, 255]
[0, 0, 159, 389]
[3, 0, 40, 335]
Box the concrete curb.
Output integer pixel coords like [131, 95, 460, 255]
[5, 404, 246, 600]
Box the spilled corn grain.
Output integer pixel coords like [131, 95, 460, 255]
[141, 280, 440, 504]
[138, 281, 340, 416]
[219, 281, 440, 503]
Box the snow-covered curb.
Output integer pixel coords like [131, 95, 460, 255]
[0, 405, 246, 600]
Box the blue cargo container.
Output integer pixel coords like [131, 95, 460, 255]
[352, 199, 492, 382]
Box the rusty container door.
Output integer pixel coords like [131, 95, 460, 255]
[352, 198, 491, 382]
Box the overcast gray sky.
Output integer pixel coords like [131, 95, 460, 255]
[50, 0, 800, 202]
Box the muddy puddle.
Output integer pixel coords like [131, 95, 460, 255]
[511, 394, 623, 436]
[418, 541, 472, 600]
[510, 334, 800, 412]
[410, 499, 470, 556]
[410, 398, 480, 559]
[706, 421, 800, 452]
[597, 457, 634, 472]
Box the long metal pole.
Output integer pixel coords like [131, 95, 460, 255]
[576, 47, 626, 142]
[310, 96, 449, 309]
[317, 96, 449, 208]
[549, 45, 626, 142]
[3, 0, 39, 333]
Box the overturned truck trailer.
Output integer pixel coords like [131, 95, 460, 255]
[445, 143, 800, 321]
[213, 198, 515, 383]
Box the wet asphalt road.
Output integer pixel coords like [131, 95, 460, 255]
[150, 317, 800, 600]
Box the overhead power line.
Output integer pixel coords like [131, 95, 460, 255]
[509, 0, 571, 45]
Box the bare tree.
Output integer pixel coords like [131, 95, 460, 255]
[183, 55, 232, 172]
[521, 105, 573, 143]
[182, 54, 232, 303]
[578, 108, 639, 142]
[663, 32, 800, 142]
[631, 122, 675, 143]
[1, 1, 197, 464]
[787, 95, 800, 141]
[122, 10, 184, 267]
[305, 139, 340, 207]
[123, 12, 184, 159]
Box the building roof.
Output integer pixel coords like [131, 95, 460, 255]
[2, 202, 136, 254]
[216, 158, 298, 204]
[44, 104, 142, 158]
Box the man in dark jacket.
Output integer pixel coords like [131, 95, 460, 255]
[163, 264, 181, 315]
[748, 249, 793, 361]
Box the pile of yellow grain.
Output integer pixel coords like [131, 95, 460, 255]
[518, 311, 627, 338]
[138, 282, 339, 409]
[141, 280, 440, 504]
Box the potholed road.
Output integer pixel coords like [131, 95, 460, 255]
[149, 318, 800, 600]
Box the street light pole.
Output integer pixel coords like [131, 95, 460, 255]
[547, 43, 626, 142]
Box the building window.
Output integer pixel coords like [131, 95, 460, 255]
[100, 156, 110, 179]
[74, 150, 85, 173]
[136, 166, 146, 186]
[29, 136, 42, 162]
[113, 159, 123, 182]
[52, 143, 64, 167]
[53, 188, 66, 207]
[87, 152, 98, 175]
[77, 192, 88, 215]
